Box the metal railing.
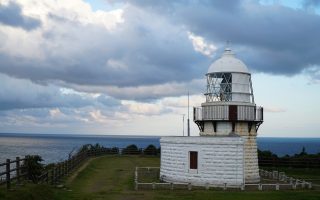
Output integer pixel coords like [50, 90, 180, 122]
[134, 167, 314, 191]
[194, 105, 263, 121]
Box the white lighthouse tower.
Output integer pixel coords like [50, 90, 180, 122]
[193, 47, 263, 183]
[160, 47, 263, 186]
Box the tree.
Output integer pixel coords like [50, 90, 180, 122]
[122, 144, 140, 155]
[299, 146, 307, 156]
[21, 155, 44, 183]
[143, 145, 158, 155]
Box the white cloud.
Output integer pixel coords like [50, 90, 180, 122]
[264, 106, 286, 113]
[49, 108, 62, 117]
[188, 32, 217, 57]
[122, 100, 170, 115]
[0, 0, 319, 137]
[63, 78, 206, 100]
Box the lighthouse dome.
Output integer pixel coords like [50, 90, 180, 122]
[208, 48, 249, 74]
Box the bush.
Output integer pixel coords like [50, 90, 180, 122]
[122, 144, 140, 155]
[143, 145, 158, 155]
[21, 155, 44, 183]
[107, 147, 119, 154]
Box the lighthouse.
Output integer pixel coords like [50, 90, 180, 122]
[160, 47, 263, 186]
[193, 47, 263, 183]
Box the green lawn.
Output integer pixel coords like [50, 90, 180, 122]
[1, 155, 320, 200]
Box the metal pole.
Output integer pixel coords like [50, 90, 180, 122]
[187, 92, 190, 136]
[182, 114, 185, 136]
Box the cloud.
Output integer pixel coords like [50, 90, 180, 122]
[0, 73, 121, 110]
[303, 0, 320, 9]
[188, 32, 217, 57]
[1, 0, 320, 102]
[116, 0, 320, 78]
[264, 107, 287, 113]
[0, 1, 206, 90]
[122, 101, 171, 115]
[62, 78, 205, 101]
[0, 2, 41, 30]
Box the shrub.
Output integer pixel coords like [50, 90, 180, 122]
[122, 144, 140, 155]
[21, 155, 44, 183]
[143, 145, 158, 155]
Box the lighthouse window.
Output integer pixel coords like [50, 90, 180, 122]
[189, 151, 198, 169]
[206, 72, 232, 102]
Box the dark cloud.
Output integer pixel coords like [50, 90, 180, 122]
[117, 0, 320, 77]
[303, 0, 320, 8]
[0, 2, 41, 30]
[1, 0, 320, 103]
[0, 74, 121, 110]
[0, 8, 207, 88]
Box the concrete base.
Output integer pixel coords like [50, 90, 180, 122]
[160, 136, 245, 186]
[243, 136, 260, 183]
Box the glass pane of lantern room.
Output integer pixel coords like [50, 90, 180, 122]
[220, 73, 232, 101]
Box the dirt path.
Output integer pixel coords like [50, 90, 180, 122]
[66, 157, 96, 185]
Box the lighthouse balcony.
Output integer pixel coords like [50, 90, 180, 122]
[193, 105, 263, 122]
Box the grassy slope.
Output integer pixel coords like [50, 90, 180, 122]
[1, 156, 320, 200]
[56, 155, 320, 200]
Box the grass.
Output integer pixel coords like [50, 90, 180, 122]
[1, 155, 320, 200]
[0, 184, 58, 200]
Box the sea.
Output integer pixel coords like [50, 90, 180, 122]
[0, 133, 319, 164]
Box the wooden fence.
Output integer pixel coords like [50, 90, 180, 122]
[0, 157, 27, 190]
[0, 147, 159, 190]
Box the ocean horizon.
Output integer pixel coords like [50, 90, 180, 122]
[1, 133, 320, 164]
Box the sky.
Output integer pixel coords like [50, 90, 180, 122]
[0, 0, 319, 137]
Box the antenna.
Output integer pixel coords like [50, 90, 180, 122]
[187, 91, 190, 137]
[226, 40, 231, 47]
[182, 114, 185, 136]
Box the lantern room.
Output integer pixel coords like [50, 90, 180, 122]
[205, 48, 254, 103]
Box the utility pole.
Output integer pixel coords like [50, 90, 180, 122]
[182, 114, 185, 136]
[187, 91, 190, 136]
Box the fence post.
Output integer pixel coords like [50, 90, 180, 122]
[241, 183, 245, 191]
[58, 164, 61, 180]
[6, 159, 10, 190]
[152, 182, 155, 190]
[66, 160, 69, 175]
[188, 183, 192, 190]
[205, 183, 209, 190]
[61, 162, 64, 176]
[70, 157, 74, 170]
[46, 171, 49, 184]
[51, 169, 54, 185]
[276, 183, 279, 190]
[16, 157, 20, 185]
[63, 161, 66, 175]
[134, 167, 138, 191]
